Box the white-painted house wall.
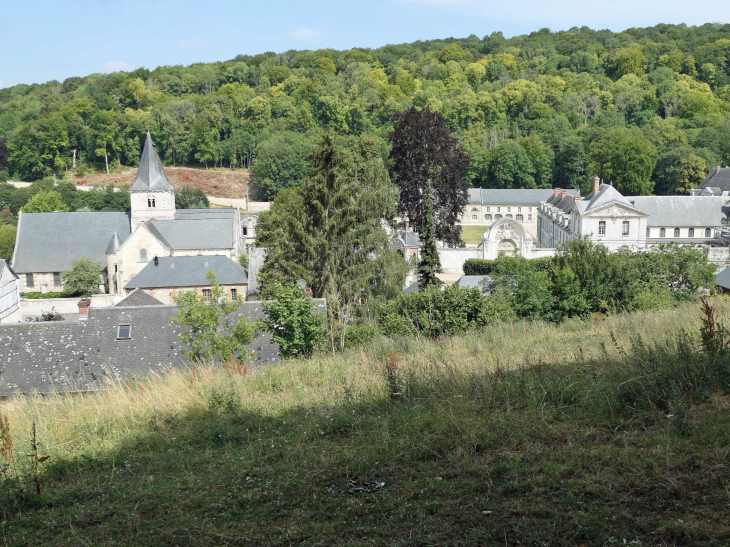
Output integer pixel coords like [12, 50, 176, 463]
[0, 266, 21, 323]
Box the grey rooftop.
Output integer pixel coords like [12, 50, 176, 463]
[13, 211, 132, 273]
[129, 132, 176, 193]
[700, 167, 730, 194]
[124, 255, 248, 290]
[627, 196, 729, 227]
[469, 188, 577, 206]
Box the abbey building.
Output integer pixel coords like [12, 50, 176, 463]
[11, 133, 244, 295]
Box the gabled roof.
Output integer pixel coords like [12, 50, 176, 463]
[582, 184, 644, 215]
[454, 275, 491, 292]
[147, 218, 236, 250]
[129, 132, 175, 193]
[0, 259, 18, 282]
[124, 255, 248, 290]
[627, 196, 729, 227]
[12, 212, 132, 273]
[114, 288, 164, 307]
[716, 267, 730, 290]
[394, 229, 421, 248]
[700, 167, 730, 194]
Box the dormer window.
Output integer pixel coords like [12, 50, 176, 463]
[147, 195, 156, 208]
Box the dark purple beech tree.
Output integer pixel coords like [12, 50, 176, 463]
[388, 108, 470, 247]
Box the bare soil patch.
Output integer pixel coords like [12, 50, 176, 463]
[68, 166, 250, 198]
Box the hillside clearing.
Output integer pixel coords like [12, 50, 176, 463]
[1, 300, 729, 546]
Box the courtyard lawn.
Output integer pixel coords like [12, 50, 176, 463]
[460, 224, 488, 245]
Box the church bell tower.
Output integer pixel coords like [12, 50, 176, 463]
[129, 132, 176, 231]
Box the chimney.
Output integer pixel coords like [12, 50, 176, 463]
[575, 196, 582, 201]
[553, 188, 561, 198]
[78, 298, 91, 320]
[560, 189, 567, 199]
[154, 256, 159, 266]
[592, 176, 600, 196]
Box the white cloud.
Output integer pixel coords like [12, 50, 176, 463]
[176, 38, 211, 48]
[291, 27, 317, 39]
[101, 61, 134, 73]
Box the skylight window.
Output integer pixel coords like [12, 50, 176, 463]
[117, 324, 132, 340]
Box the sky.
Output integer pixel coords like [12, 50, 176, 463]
[1, 0, 729, 89]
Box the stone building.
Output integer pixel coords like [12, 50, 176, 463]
[0, 259, 20, 324]
[12, 133, 245, 295]
[538, 176, 726, 250]
[123, 255, 249, 304]
[460, 188, 578, 242]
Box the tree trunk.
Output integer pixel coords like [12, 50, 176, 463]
[72, 149, 77, 169]
[104, 145, 109, 175]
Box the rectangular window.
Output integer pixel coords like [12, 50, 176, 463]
[471, 215, 477, 220]
[518, 207, 522, 212]
[117, 324, 132, 340]
[528, 214, 532, 221]
[202, 289, 212, 300]
[53, 272, 62, 286]
[26, 274, 34, 288]
[598, 221, 606, 236]
[242, 227, 248, 236]
[497, 207, 501, 212]
[646, 228, 650, 237]
[622, 220, 630, 236]
[230, 288, 237, 301]
[485, 207, 490, 212]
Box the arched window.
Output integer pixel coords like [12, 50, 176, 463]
[505, 214, 513, 219]
[140, 249, 148, 262]
[471, 207, 478, 212]
[660, 228, 666, 237]
[147, 195, 156, 208]
[484, 214, 492, 221]
[674, 227, 680, 238]
[516, 214, 524, 221]
[688, 228, 694, 238]
[705, 228, 712, 238]
[495, 214, 502, 220]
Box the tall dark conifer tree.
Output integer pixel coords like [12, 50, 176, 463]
[418, 180, 442, 288]
[389, 107, 470, 247]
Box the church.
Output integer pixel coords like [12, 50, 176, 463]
[11, 133, 244, 294]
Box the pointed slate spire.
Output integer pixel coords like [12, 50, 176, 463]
[129, 132, 175, 193]
[105, 230, 123, 255]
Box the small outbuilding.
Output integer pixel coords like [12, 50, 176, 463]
[715, 267, 730, 295]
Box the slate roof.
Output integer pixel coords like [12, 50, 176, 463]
[147, 219, 236, 250]
[105, 231, 123, 255]
[627, 196, 729, 227]
[129, 132, 175, 193]
[114, 289, 164, 307]
[0, 299, 327, 396]
[124, 256, 248, 290]
[393, 230, 422, 248]
[700, 167, 730, 194]
[454, 275, 491, 292]
[0, 259, 18, 282]
[12, 212, 132, 273]
[582, 184, 642, 214]
[468, 188, 575, 206]
[716, 267, 730, 290]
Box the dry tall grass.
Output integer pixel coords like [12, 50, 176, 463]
[1, 299, 723, 466]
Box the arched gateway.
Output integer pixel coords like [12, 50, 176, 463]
[480, 218, 534, 260]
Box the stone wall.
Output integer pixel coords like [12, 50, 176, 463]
[20, 294, 117, 320]
[247, 247, 267, 296]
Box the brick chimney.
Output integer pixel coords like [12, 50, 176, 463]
[575, 195, 582, 201]
[553, 188, 561, 198]
[592, 176, 600, 196]
[78, 298, 91, 320]
[560, 189, 567, 199]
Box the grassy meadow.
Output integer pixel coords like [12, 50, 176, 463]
[1, 299, 729, 546]
[458, 225, 488, 245]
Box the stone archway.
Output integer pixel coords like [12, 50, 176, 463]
[481, 218, 534, 260]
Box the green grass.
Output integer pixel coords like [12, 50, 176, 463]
[460, 225, 488, 245]
[1, 300, 730, 546]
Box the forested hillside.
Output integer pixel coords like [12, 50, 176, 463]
[2, 23, 730, 198]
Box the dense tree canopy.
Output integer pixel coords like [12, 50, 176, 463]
[2, 23, 730, 198]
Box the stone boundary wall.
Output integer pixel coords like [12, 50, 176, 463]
[20, 294, 118, 318]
